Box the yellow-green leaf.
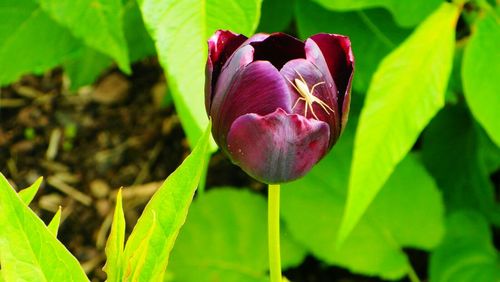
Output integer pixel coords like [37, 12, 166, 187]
[463, 10, 500, 147]
[338, 3, 459, 245]
[104, 189, 126, 282]
[122, 122, 212, 281]
[47, 206, 62, 237]
[0, 174, 88, 282]
[18, 176, 43, 205]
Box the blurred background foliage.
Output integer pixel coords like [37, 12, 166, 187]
[0, 0, 499, 281]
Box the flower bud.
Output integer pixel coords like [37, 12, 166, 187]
[205, 30, 354, 183]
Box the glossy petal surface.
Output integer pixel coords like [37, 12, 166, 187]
[280, 58, 340, 146]
[205, 30, 247, 112]
[227, 109, 330, 183]
[209, 44, 255, 113]
[310, 34, 354, 129]
[211, 61, 292, 148]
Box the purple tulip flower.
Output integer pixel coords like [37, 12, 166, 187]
[205, 30, 354, 184]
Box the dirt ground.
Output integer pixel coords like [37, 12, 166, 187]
[1, 60, 421, 282]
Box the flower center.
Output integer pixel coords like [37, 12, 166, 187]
[285, 70, 335, 120]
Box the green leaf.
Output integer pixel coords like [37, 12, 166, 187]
[122, 0, 156, 63]
[137, 0, 262, 149]
[36, 0, 130, 73]
[257, 0, 294, 33]
[0, 174, 89, 282]
[422, 105, 500, 226]
[122, 122, 212, 281]
[64, 47, 112, 91]
[126, 212, 157, 281]
[0, 0, 80, 86]
[47, 206, 62, 237]
[338, 2, 459, 244]
[63, 0, 156, 90]
[430, 211, 500, 282]
[311, 0, 442, 27]
[18, 176, 43, 205]
[295, 0, 411, 92]
[104, 189, 126, 282]
[463, 10, 500, 147]
[281, 139, 444, 280]
[168, 188, 306, 282]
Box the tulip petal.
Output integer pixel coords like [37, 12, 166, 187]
[211, 61, 292, 148]
[250, 33, 306, 69]
[310, 34, 354, 130]
[206, 30, 247, 112]
[280, 58, 340, 146]
[226, 108, 330, 183]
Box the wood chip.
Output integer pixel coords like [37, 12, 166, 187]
[47, 176, 92, 206]
[91, 73, 130, 105]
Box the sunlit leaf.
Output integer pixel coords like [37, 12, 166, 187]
[18, 176, 43, 205]
[0, 0, 80, 86]
[104, 189, 126, 282]
[312, 0, 442, 27]
[137, 0, 262, 149]
[168, 188, 306, 282]
[463, 10, 500, 147]
[122, 122, 212, 281]
[295, 0, 410, 92]
[47, 206, 62, 237]
[338, 3, 459, 244]
[430, 211, 500, 282]
[0, 174, 88, 282]
[281, 116, 444, 279]
[36, 0, 130, 73]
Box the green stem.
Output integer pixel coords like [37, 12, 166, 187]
[268, 184, 282, 282]
[407, 263, 421, 282]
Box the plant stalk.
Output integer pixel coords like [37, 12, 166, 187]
[268, 184, 282, 282]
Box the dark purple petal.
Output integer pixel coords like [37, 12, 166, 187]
[309, 34, 354, 130]
[226, 108, 330, 183]
[250, 33, 306, 69]
[211, 61, 292, 148]
[209, 44, 255, 113]
[206, 30, 247, 112]
[280, 58, 340, 147]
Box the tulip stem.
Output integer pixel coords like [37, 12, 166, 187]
[268, 184, 282, 282]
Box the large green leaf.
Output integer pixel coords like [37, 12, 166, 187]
[122, 123, 212, 281]
[63, 0, 156, 90]
[338, 2, 459, 244]
[0, 0, 80, 86]
[0, 174, 89, 282]
[36, 0, 130, 73]
[430, 211, 499, 282]
[167, 188, 306, 282]
[137, 0, 262, 148]
[311, 0, 442, 27]
[281, 115, 444, 279]
[295, 0, 410, 92]
[122, 0, 156, 63]
[463, 10, 500, 147]
[422, 106, 500, 226]
[257, 0, 294, 33]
